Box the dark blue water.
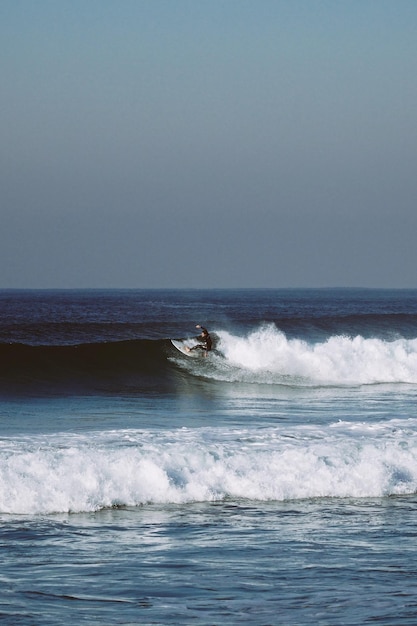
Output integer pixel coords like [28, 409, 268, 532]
[2, 288, 417, 624]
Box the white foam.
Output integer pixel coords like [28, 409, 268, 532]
[209, 325, 417, 386]
[1, 422, 417, 514]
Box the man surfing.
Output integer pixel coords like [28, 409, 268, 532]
[187, 324, 212, 356]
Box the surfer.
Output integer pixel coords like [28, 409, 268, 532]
[189, 324, 212, 356]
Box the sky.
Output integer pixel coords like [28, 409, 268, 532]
[1, 0, 417, 289]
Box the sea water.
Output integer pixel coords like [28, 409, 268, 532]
[1, 288, 417, 624]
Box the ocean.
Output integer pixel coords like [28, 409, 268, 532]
[1, 288, 417, 625]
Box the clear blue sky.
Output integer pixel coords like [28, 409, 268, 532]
[1, 0, 417, 288]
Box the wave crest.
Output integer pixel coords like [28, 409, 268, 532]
[208, 324, 417, 386]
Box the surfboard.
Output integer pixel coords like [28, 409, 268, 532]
[171, 339, 199, 357]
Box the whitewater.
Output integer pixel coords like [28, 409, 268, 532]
[2, 418, 417, 515]
[175, 323, 417, 385]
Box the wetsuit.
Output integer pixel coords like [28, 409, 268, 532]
[201, 329, 212, 352]
[192, 328, 212, 352]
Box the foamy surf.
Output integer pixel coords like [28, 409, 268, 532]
[176, 325, 417, 387]
[2, 421, 417, 515]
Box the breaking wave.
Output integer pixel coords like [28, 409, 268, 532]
[206, 325, 417, 386]
[2, 420, 417, 515]
[2, 323, 417, 394]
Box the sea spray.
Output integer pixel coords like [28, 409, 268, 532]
[204, 325, 417, 385]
